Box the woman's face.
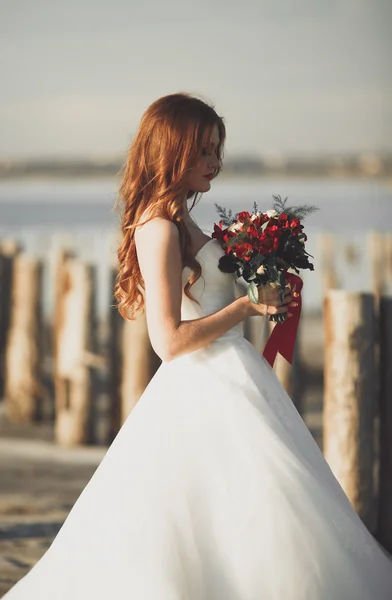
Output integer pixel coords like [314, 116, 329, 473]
[187, 123, 220, 193]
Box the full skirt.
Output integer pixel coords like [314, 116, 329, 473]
[4, 335, 392, 599]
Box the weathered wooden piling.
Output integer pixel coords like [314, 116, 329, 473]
[377, 296, 392, 552]
[107, 268, 123, 440]
[386, 235, 392, 292]
[54, 254, 98, 446]
[0, 240, 21, 399]
[323, 290, 376, 531]
[274, 331, 303, 414]
[368, 232, 385, 304]
[4, 254, 44, 421]
[318, 233, 339, 294]
[120, 308, 161, 424]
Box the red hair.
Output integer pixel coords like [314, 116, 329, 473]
[113, 92, 226, 320]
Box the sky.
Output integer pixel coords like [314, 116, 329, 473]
[0, 0, 391, 159]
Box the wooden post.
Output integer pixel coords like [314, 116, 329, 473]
[318, 233, 339, 295]
[0, 240, 21, 398]
[107, 267, 123, 441]
[377, 296, 392, 552]
[386, 235, 392, 293]
[367, 231, 386, 531]
[4, 254, 44, 421]
[368, 232, 385, 304]
[274, 326, 303, 414]
[121, 310, 161, 424]
[323, 290, 376, 531]
[54, 256, 97, 446]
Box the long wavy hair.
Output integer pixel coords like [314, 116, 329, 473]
[113, 92, 226, 321]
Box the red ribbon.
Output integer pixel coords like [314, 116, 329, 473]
[262, 273, 303, 368]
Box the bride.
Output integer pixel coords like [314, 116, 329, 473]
[4, 93, 392, 599]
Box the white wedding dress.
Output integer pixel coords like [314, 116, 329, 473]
[4, 237, 392, 599]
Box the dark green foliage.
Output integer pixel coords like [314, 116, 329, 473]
[272, 194, 319, 221]
[214, 203, 235, 226]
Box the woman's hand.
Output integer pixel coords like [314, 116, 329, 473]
[244, 284, 299, 318]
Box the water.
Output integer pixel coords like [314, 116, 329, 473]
[0, 176, 391, 230]
[0, 176, 391, 317]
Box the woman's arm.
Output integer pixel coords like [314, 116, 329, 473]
[169, 296, 249, 361]
[134, 217, 248, 361]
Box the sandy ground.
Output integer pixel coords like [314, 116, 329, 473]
[0, 314, 324, 597]
[0, 430, 107, 596]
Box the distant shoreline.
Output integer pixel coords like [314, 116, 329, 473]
[0, 172, 391, 184]
[0, 153, 391, 181]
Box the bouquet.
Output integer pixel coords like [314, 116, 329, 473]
[211, 195, 319, 367]
[211, 195, 318, 324]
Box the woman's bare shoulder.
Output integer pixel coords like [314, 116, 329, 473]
[134, 215, 181, 283]
[135, 214, 179, 251]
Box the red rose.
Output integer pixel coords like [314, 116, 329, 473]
[253, 214, 269, 229]
[280, 219, 290, 229]
[246, 225, 259, 239]
[258, 232, 274, 254]
[237, 211, 252, 223]
[223, 230, 237, 244]
[233, 241, 253, 260]
[213, 222, 226, 240]
[290, 218, 300, 229]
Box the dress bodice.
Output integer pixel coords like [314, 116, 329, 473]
[181, 238, 244, 343]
